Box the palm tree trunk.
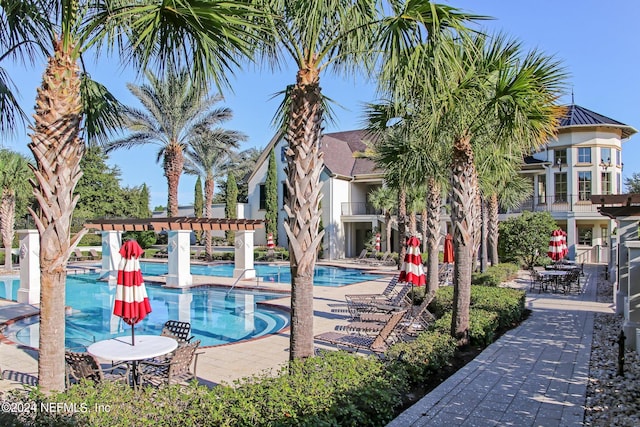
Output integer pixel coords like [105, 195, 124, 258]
[488, 193, 500, 265]
[283, 69, 325, 360]
[27, 39, 87, 393]
[204, 174, 214, 260]
[397, 186, 407, 269]
[450, 135, 479, 346]
[164, 143, 184, 217]
[409, 211, 417, 235]
[1, 191, 15, 271]
[426, 179, 442, 295]
[385, 212, 392, 252]
[479, 198, 488, 272]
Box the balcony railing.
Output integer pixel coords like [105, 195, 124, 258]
[500, 194, 602, 214]
[341, 202, 382, 216]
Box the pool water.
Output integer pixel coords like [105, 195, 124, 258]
[140, 262, 381, 287]
[5, 274, 289, 349]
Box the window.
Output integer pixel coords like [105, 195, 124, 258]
[577, 147, 591, 163]
[280, 145, 287, 162]
[259, 184, 266, 210]
[578, 171, 592, 201]
[538, 178, 547, 204]
[617, 174, 622, 194]
[601, 226, 609, 246]
[600, 147, 612, 167]
[554, 173, 567, 203]
[601, 172, 611, 195]
[616, 149, 621, 166]
[282, 182, 289, 206]
[554, 148, 567, 165]
[578, 227, 593, 246]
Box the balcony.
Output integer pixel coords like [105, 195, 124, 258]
[341, 202, 382, 216]
[500, 194, 602, 214]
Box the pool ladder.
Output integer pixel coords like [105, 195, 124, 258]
[225, 269, 260, 296]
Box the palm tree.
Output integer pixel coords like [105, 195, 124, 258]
[0, 149, 31, 271]
[368, 186, 396, 253]
[1, 0, 261, 393]
[255, 0, 477, 359]
[184, 128, 247, 259]
[417, 33, 566, 344]
[106, 68, 236, 216]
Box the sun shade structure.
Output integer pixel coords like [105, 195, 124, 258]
[84, 217, 264, 232]
[113, 239, 151, 345]
[399, 236, 426, 287]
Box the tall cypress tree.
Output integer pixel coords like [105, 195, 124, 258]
[225, 173, 238, 245]
[265, 150, 278, 245]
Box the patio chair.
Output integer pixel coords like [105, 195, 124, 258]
[89, 249, 100, 260]
[71, 248, 89, 261]
[65, 351, 130, 388]
[153, 247, 168, 258]
[314, 309, 407, 354]
[349, 249, 368, 263]
[345, 281, 411, 319]
[337, 290, 436, 339]
[344, 275, 399, 301]
[137, 339, 201, 387]
[161, 320, 194, 343]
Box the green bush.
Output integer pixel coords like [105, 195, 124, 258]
[79, 233, 102, 246]
[430, 308, 499, 346]
[385, 331, 457, 382]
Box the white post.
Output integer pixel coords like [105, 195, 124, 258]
[166, 230, 193, 287]
[234, 230, 256, 279]
[616, 218, 637, 315]
[624, 240, 640, 349]
[17, 230, 40, 305]
[100, 231, 122, 284]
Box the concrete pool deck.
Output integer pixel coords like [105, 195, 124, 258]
[0, 260, 397, 391]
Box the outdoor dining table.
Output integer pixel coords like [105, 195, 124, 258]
[538, 270, 571, 293]
[87, 334, 178, 387]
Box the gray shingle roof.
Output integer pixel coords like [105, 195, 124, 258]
[559, 104, 636, 139]
[321, 130, 381, 177]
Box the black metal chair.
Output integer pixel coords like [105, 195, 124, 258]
[138, 340, 201, 387]
[161, 320, 193, 343]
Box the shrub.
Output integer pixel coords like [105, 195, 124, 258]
[385, 331, 457, 382]
[430, 309, 499, 346]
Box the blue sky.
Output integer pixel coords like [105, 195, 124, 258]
[3, 0, 639, 209]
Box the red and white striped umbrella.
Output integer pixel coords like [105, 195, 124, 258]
[548, 229, 567, 261]
[267, 233, 275, 249]
[113, 239, 151, 345]
[375, 233, 381, 252]
[443, 233, 454, 264]
[399, 236, 426, 287]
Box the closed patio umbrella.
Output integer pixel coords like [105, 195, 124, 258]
[113, 239, 151, 345]
[443, 233, 454, 264]
[399, 236, 426, 308]
[548, 229, 566, 262]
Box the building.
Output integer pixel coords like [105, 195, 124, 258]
[246, 104, 636, 262]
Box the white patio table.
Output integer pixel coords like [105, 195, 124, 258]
[87, 335, 177, 387]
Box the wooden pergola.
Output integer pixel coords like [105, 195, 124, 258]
[84, 216, 264, 232]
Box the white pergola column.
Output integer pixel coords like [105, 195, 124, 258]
[616, 218, 637, 315]
[566, 216, 576, 260]
[166, 230, 193, 287]
[624, 240, 640, 349]
[17, 230, 40, 305]
[100, 231, 122, 284]
[609, 235, 618, 304]
[234, 230, 256, 279]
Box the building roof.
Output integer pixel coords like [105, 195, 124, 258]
[321, 130, 380, 177]
[559, 104, 637, 139]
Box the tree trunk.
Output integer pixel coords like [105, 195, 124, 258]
[450, 135, 479, 346]
[421, 207, 427, 254]
[479, 198, 488, 272]
[397, 186, 407, 269]
[1, 190, 15, 271]
[426, 179, 442, 295]
[204, 174, 214, 260]
[385, 212, 392, 253]
[283, 67, 324, 360]
[488, 193, 500, 265]
[27, 39, 87, 393]
[164, 142, 184, 217]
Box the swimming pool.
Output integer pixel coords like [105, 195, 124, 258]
[140, 262, 381, 286]
[4, 273, 289, 349]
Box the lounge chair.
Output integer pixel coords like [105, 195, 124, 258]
[314, 309, 407, 353]
[65, 351, 130, 388]
[89, 249, 101, 260]
[71, 248, 89, 261]
[153, 247, 168, 258]
[344, 275, 399, 301]
[345, 281, 412, 319]
[349, 249, 368, 263]
[137, 339, 201, 387]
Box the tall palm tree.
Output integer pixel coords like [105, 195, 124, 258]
[184, 128, 247, 259]
[255, 0, 478, 359]
[0, 149, 31, 271]
[1, 0, 261, 393]
[417, 33, 566, 344]
[106, 68, 236, 217]
[368, 186, 396, 253]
